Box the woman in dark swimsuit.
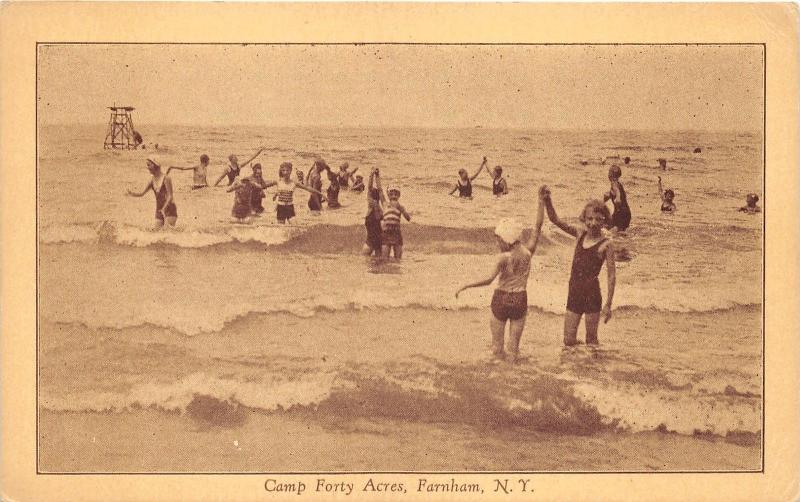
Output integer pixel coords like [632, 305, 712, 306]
[213, 148, 264, 187]
[604, 165, 632, 231]
[126, 158, 178, 228]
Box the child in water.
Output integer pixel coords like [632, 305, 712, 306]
[449, 157, 488, 199]
[489, 165, 508, 196]
[126, 159, 178, 228]
[658, 176, 676, 212]
[362, 168, 386, 256]
[542, 188, 616, 346]
[455, 188, 546, 363]
[381, 186, 412, 259]
[306, 160, 326, 214]
[227, 176, 258, 223]
[167, 154, 210, 189]
[273, 162, 325, 224]
[213, 148, 264, 187]
[604, 165, 632, 230]
[351, 175, 365, 193]
[337, 162, 358, 190]
[324, 165, 342, 209]
[739, 193, 761, 213]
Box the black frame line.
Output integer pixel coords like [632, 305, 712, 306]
[35, 41, 767, 476]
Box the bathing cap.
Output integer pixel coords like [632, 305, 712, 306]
[387, 186, 401, 196]
[146, 158, 160, 169]
[494, 218, 523, 245]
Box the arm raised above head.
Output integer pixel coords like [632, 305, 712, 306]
[542, 187, 579, 238]
[524, 189, 547, 253]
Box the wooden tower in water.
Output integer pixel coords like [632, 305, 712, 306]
[103, 106, 142, 149]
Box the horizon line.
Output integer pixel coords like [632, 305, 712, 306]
[40, 123, 761, 134]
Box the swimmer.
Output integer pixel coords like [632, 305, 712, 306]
[542, 187, 616, 346]
[126, 158, 178, 228]
[455, 187, 546, 363]
[449, 157, 487, 199]
[739, 193, 761, 214]
[381, 186, 411, 260]
[213, 148, 264, 187]
[658, 176, 676, 212]
[167, 154, 210, 189]
[603, 165, 632, 231]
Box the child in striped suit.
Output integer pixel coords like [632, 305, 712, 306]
[381, 187, 412, 259]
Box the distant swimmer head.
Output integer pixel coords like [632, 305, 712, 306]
[664, 189, 675, 201]
[200, 154, 210, 165]
[746, 193, 759, 206]
[623, 156, 631, 164]
[146, 158, 161, 173]
[579, 200, 611, 230]
[228, 154, 239, 164]
[494, 218, 523, 248]
[387, 187, 401, 199]
[608, 165, 622, 180]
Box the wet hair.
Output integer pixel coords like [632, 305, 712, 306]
[579, 200, 611, 223]
[664, 189, 675, 199]
[608, 165, 622, 178]
[200, 154, 209, 164]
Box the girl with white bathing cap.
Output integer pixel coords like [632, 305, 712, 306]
[455, 186, 547, 363]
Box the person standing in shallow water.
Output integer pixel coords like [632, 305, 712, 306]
[604, 165, 632, 231]
[455, 187, 546, 363]
[213, 148, 264, 187]
[167, 154, 210, 189]
[449, 157, 487, 199]
[542, 188, 616, 346]
[126, 158, 178, 228]
[306, 160, 325, 214]
[488, 165, 508, 196]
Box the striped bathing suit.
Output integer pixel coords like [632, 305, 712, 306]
[382, 206, 402, 226]
[275, 179, 295, 206]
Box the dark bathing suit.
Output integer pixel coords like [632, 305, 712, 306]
[492, 177, 505, 195]
[566, 233, 607, 318]
[226, 165, 240, 185]
[153, 180, 177, 221]
[610, 183, 632, 230]
[457, 179, 472, 198]
[308, 175, 322, 211]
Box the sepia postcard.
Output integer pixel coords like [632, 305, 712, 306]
[1, 3, 798, 501]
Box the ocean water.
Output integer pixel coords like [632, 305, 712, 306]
[38, 124, 763, 470]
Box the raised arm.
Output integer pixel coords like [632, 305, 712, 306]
[213, 167, 230, 187]
[455, 255, 503, 298]
[296, 183, 325, 197]
[350, 167, 359, 177]
[524, 189, 546, 253]
[240, 148, 265, 168]
[542, 187, 579, 237]
[657, 176, 665, 200]
[469, 157, 488, 181]
[126, 180, 153, 198]
[600, 241, 616, 323]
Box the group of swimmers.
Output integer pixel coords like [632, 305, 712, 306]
[126, 153, 760, 362]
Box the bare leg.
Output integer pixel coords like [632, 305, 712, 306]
[563, 310, 582, 346]
[584, 312, 601, 345]
[381, 245, 390, 258]
[165, 217, 177, 227]
[489, 315, 506, 358]
[154, 219, 165, 229]
[506, 314, 528, 363]
[395, 245, 403, 260]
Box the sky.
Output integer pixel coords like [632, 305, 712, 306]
[37, 44, 764, 130]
